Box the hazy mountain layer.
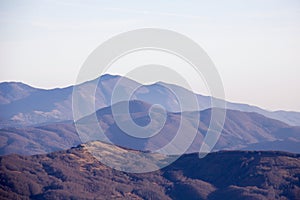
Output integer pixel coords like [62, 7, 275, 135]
[1, 100, 299, 156]
[1, 74, 300, 128]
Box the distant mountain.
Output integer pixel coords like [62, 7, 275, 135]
[0, 123, 77, 155]
[1, 141, 299, 199]
[1, 100, 299, 156]
[0, 82, 39, 104]
[79, 100, 300, 154]
[1, 74, 300, 128]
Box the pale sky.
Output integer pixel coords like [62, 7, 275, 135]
[0, 0, 300, 111]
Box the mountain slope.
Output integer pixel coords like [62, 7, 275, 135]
[0, 75, 118, 127]
[1, 141, 300, 199]
[0, 82, 39, 105]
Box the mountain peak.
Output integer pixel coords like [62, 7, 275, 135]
[99, 73, 121, 80]
[0, 82, 38, 105]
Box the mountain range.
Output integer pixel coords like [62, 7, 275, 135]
[1, 74, 300, 199]
[1, 100, 299, 156]
[1, 74, 300, 128]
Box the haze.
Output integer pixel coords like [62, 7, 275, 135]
[0, 0, 299, 111]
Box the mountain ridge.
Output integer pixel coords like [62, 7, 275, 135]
[1, 100, 299, 156]
[1, 74, 300, 128]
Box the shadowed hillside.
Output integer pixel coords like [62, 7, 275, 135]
[0, 141, 299, 199]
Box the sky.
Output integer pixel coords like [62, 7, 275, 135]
[0, 0, 300, 111]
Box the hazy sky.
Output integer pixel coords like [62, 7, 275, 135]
[0, 0, 300, 111]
